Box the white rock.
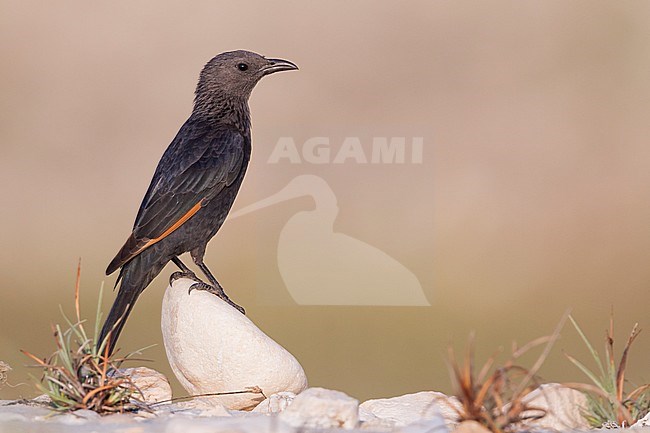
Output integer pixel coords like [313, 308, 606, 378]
[101, 412, 144, 423]
[279, 387, 359, 429]
[161, 278, 308, 410]
[0, 412, 27, 422]
[360, 391, 460, 428]
[117, 366, 172, 404]
[163, 414, 296, 433]
[397, 417, 450, 433]
[1, 400, 52, 422]
[358, 410, 399, 431]
[252, 391, 296, 414]
[49, 409, 101, 425]
[154, 398, 232, 417]
[517, 383, 589, 431]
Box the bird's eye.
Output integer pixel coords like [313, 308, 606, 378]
[237, 63, 249, 71]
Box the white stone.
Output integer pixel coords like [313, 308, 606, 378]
[117, 366, 172, 404]
[252, 391, 296, 414]
[101, 412, 144, 423]
[279, 387, 359, 429]
[358, 409, 398, 431]
[397, 417, 450, 433]
[163, 414, 296, 433]
[154, 398, 232, 417]
[1, 399, 52, 422]
[516, 383, 589, 431]
[360, 391, 460, 428]
[161, 278, 308, 410]
[48, 409, 101, 425]
[0, 411, 27, 422]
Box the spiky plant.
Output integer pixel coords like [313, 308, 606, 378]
[22, 261, 147, 414]
[564, 315, 650, 428]
[448, 315, 566, 433]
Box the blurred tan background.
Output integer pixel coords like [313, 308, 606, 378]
[2, 0, 650, 401]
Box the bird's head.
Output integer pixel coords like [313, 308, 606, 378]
[195, 50, 298, 104]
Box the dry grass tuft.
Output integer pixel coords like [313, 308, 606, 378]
[564, 314, 650, 428]
[21, 259, 147, 414]
[448, 313, 567, 433]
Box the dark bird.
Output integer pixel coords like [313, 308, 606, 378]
[100, 50, 298, 355]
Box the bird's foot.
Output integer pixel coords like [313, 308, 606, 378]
[188, 282, 246, 315]
[170, 271, 203, 286]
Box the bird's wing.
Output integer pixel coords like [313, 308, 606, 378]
[106, 120, 246, 275]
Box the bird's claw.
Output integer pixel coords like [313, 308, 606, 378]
[231, 302, 246, 315]
[188, 281, 214, 295]
[188, 282, 246, 315]
[170, 271, 202, 286]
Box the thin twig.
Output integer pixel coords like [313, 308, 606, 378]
[512, 310, 568, 398]
[151, 387, 266, 406]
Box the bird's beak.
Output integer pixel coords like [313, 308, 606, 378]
[262, 58, 299, 75]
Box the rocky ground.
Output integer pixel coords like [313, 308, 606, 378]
[4, 380, 646, 433]
[3, 280, 647, 432]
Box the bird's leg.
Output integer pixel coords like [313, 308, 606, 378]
[189, 256, 245, 314]
[172, 256, 193, 273]
[169, 256, 203, 285]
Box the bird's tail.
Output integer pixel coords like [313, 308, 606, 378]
[99, 252, 165, 356]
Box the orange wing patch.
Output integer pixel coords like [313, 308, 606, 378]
[106, 200, 203, 275]
[141, 200, 203, 250]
